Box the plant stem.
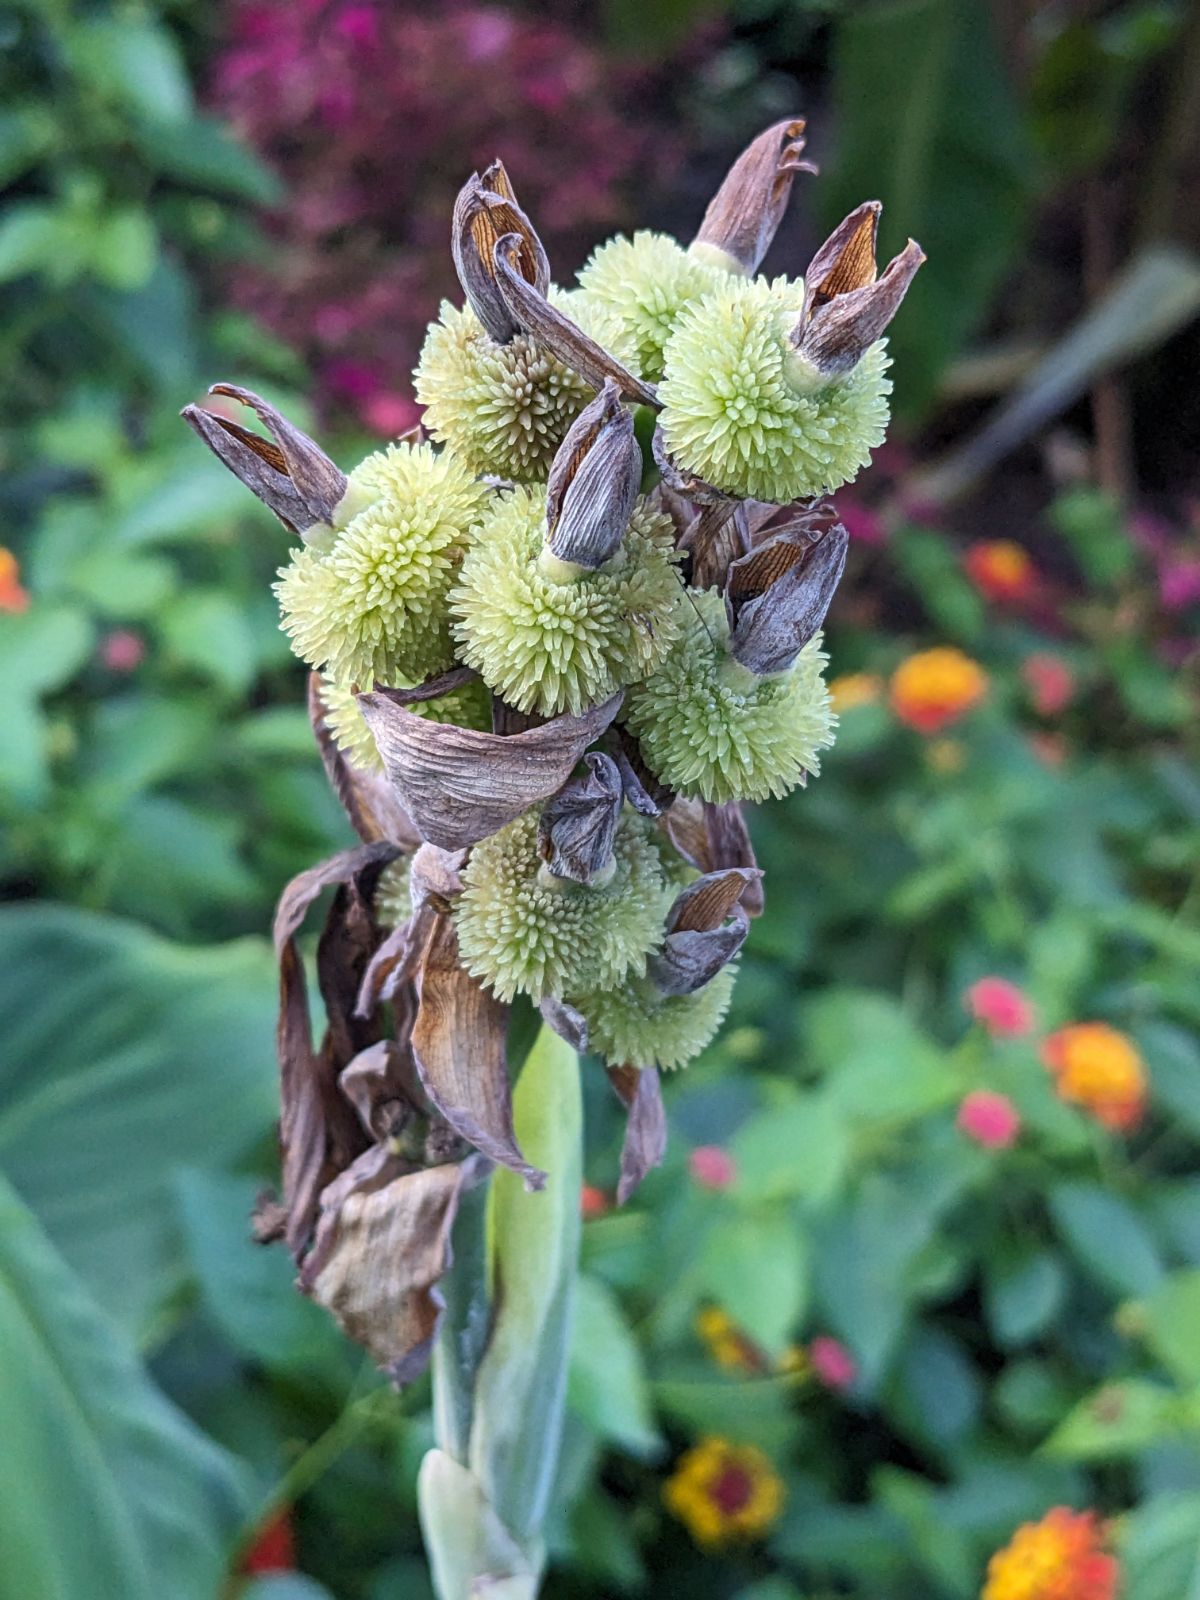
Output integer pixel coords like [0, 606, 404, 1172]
[419, 1024, 582, 1600]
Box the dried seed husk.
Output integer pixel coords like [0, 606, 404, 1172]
[693, 117, 813, 276]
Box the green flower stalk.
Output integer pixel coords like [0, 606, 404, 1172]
[184, 118, 922, 1600]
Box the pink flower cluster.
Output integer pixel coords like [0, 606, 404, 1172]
[209, 1, 691, 428]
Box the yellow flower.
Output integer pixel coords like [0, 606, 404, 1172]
[1041, 1023, 1147, 1132]
[889, 646, 987, 735]
[695, 1306, 766, 1374]
[983, 1506, 1118, 1600]
[829, 671, 883, 714]
[663, 1437, 784, 1547]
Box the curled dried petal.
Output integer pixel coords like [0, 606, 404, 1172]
[607, 1064, 667, 1204]
[451, 163, 550, 344]
[358, 689, 623, 849]
[792, 205, 925, 380]
[727, 523, 848, 675]
[309, 674, 421, 849]
[492, 234, 659, 408]
[537, 753, 622, 884]
[694, 117, 814, 275]
[182, 384, 348, 534]
[545, 381, 641, 568]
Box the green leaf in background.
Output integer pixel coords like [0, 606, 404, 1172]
[696, 1208, 808, 1358]
[891, 1324, 982, 1449]
[243, 1579, 338, 1600]
[825, 0, 1034, 416]
[1142, 1271, 1200, 1390]
[890, 525, 986, 641]
[0, 605, 94, 805]
[804, 990, 959, 1125]
[1120, 1492, 1200, 1600]
[174, 1169, 342, 1372]
[69, 16, 192, 125]
[568, 1274, 661, 1457]
[729, 1088, 849, 1207]
[159, 588, 260, 693]
[0, 1173, 248, 1600]
[1050, 1183, 1165, 1300]
[1044, 1379, 1181, 1461]
[984, 1246, 1068, 1347]
[0, 905, 276, 1340]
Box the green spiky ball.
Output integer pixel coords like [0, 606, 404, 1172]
[275, 441, 488, 684]
[575, 231, 729, 383]
[449, 487, 683, 716]
[374, 856, 413, 929]
[576, 966, 736, 1071]
[623, 588, 835, 803]
[319, 673, 493, 775]
[657, 274, 892, 502]
[454, 808, 670, 1003]
[414, 291, 630, 483]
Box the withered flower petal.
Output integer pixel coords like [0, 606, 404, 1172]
[607, 1064, 667, 1205]
[792, 205, 925, 381]
[491, 235, 660, 408]
[309, 673, 421, 850]
[610, 723, 675, 817]
[305, 1148, 486, 1384]
[182, 384, 348, 535]
[358, 689, 624, 849]
[694, 117, 814, 276]
[681, 500, 749, 593]
[544, 381, 641, 569]
[537, 752, 622, 884]
[451, 162, 550, 345]
[646, 866, 760, 996]
[273, 842, 397, 1260]
[662, 798, 764, 918]
[726, 522, 848, 675]
[338, 1039, 412, 1144]
[538, 995, 589, 1053]
[412, 912, 546, 1190]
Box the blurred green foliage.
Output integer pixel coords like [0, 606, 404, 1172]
[1, 1, 1198, 1598]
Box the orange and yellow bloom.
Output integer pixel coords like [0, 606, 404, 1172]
[1042, 1022, 1147, 1132]
[982, 1506, 1118, 1600]
[0, 548, 30, 613]
[694, 1306, 807, 1380]
[829, 671, 883, 714]
[663, 1436, 784, 1547]
[890, 647, 987, 735]
[965, 539, 1036, 603]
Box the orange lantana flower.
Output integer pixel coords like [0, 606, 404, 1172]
[965, 539, 1036, 603]
[0, 548, 30, 613]
[890, 647, 987, 735]
[828, 671, 883, 714]
[983, 1507, 1118, 1600]
[1042, 1022, 1147, 1131]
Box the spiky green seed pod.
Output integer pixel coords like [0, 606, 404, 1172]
[453, 808, 670, 1003]
[623, 588, 834, 803]
[319, 672, 493, 775]
[449, 486, 684, 717]
[576, 966, 736, 1072]
[575, 231, 729, 383]
[275, 441, 489, 685]
[414, 292, 630, 483]
[657, 274, 892, 502]
[374, 856, 413, 929]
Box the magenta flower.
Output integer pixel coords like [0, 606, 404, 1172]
[689, 1145, 737, 1191]
[810, 1336, 856, 1390]
[965, 977, 1034, 1038]
[957, 1089, 1020, 1150]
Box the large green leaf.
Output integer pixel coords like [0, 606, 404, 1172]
[0, 1172, 248, 1600]
[825, 0, 1034, 416]
[0, 904, 276, 1339]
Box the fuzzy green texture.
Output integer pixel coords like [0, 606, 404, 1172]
[575, 231, 729, 383]
[657, 274, 892, 502]
[453, 809, 670, 1003]
[319, 672, 493, 775]
[414, 292, 628, 483]
[449, 487, 683, 716]
[576, 966, 736, 1071]
[276, 442, 489, 684]
[623, 588, 835, 804]
[374, 856, 413, 929]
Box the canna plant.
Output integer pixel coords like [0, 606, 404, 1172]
[184, 118, 922, 1598]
